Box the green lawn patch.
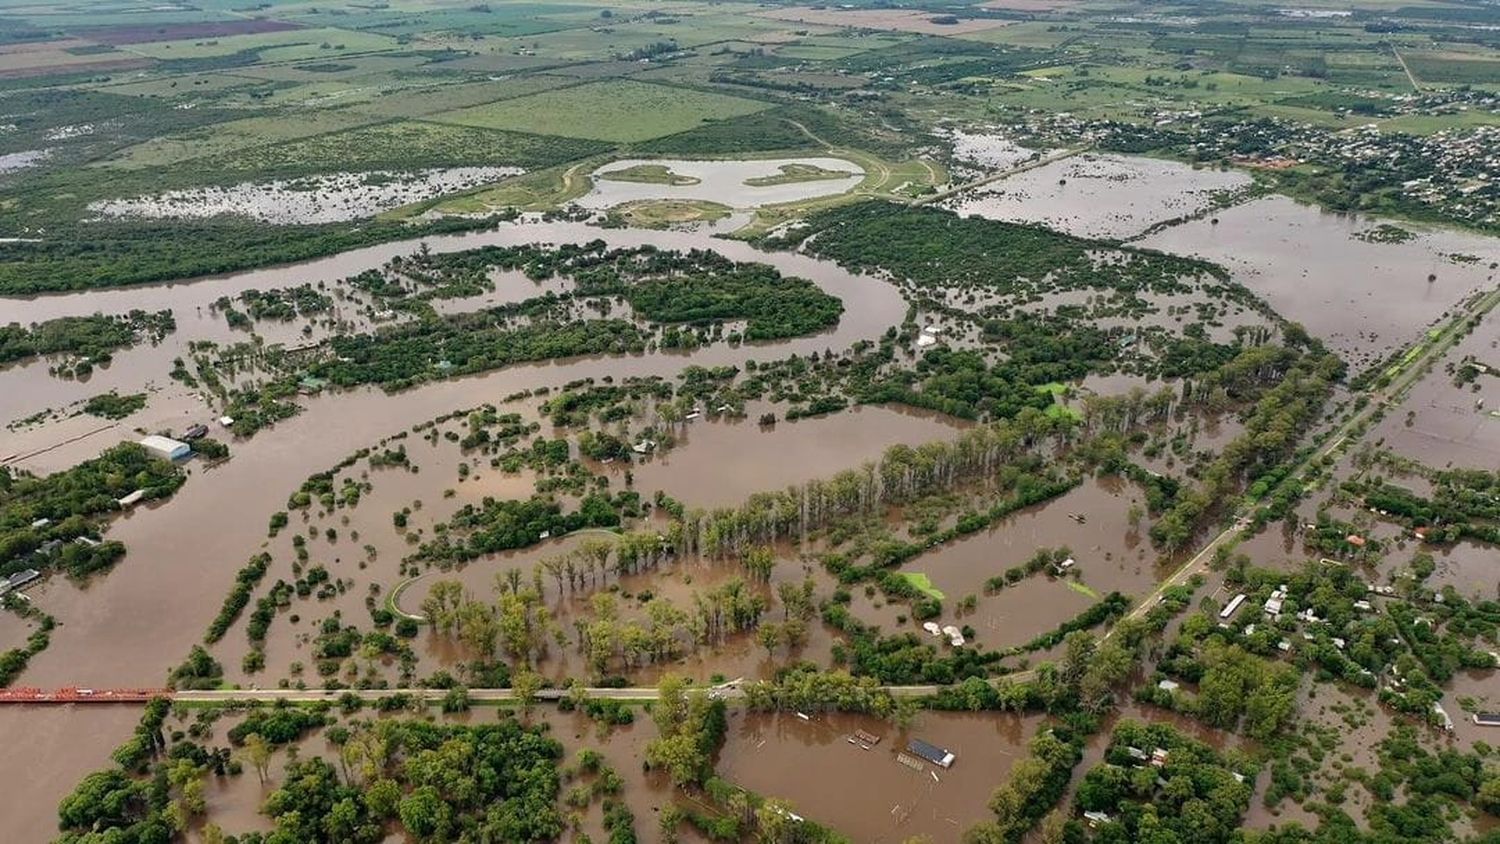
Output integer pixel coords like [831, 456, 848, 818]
[898, 572, 945, 601]
[1065, 579, 1100, 599]
[599, 163, 700, 185]
[744, 162, 855, 186]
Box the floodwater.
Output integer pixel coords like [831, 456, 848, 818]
[1, 218, 908, 692]
[88, 167, 522, 224]
[888, 478, 1158, 651]
[1141, 195, 1500, 363]
[717, 708, 1044, 843]
[0, 706, 145, 843]
[577, 157, 864, 210]
[943, 129, 1044, 174]
[1366, 302, 1500, 468]
[951, 153, 1250, 240]
[0, 148, 49, 175]
[610, 404, 965, 509]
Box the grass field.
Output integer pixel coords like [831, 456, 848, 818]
[608, 198, 731, 228]
[599, 163, 701, 185]
[1403, 52, 1500, 86]
[429, 79, 773, 142]
[101, 110, 385, 169]
[125, 27, 399, 61]
[343, 75, 581, 119]
[898, 572, 945, 601]
[218, 120, 607, 176]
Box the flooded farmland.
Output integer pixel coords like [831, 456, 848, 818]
[89, 167, 523, 224]
[1141, 194, 1500, 363]
[4, 135, 1499, 842]
[611, 404, 965, 508]
[951, 153, 1250, 240]
[1365, 301, 1500, 468]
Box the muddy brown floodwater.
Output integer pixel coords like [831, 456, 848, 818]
[607, 404, 967, 509]
[5, 219, 906, 687]
[0, 218, 913, 829]
[1141, 195, 1499, 364]
[1366, 302, 1500, 469]
[717, 708, 1044, 843]
[0, 706, 147, 843]
[952, 153, 1250, 241]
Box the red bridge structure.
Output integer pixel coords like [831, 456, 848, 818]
[0, 687, 172, 704]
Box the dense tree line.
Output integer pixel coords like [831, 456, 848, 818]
[1, 443, 184, 580]
[58, 703, 569, 844]
[644, 675, 728, 789]
[82, 391, 148, 420]
[0, 215, 513, 295]
[379, 241, 843, 341]
[0, 310, 174, 366]
[315, 316, 647, 392]
[204, 553, 272, 644]
[1152, 339, 1343, 552]
[768, 202, 1233, 307]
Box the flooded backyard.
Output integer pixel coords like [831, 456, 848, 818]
[718, 708, 1044, 842]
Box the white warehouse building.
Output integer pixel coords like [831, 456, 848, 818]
[139, 435, 190, 461]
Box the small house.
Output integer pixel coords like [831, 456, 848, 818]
[1083, 811, 1112, 828]
[139, 435, 190, 461]
[1220, 594, 1247, 619]
[906, 739, 955, 768]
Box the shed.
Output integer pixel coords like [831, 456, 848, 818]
[139, 435, 190, 461]
[906, 738, 955, 768]
[1472, 713, 1500, 727]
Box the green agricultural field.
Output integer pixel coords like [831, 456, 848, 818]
[1403, 52, 1500, 86]
[126, 27, 399, 61]
[101, 110, 385, 169]
[281, 3, 590, 38]
[214, 120, 609, 177]
[343, 75, 582, 119]
[429, 79, 773, 142]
